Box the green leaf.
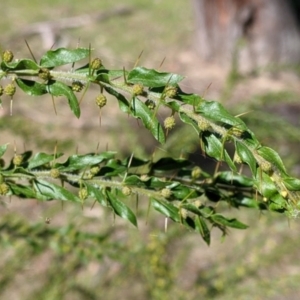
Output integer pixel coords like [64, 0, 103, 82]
[175, 88, 203, 106]
[283, 177, 300, 191]
[85, 184, 108, 207]
[106, 190, 137, 227]
[46, 81, 80, 118]
[211, 214, 248, 229]
[202, 132, 236, 171]
[127, 67, 184, 87]
[254, 168, 278, 199]
[214, 171, 254, 187]
[16, 79, 48, 96]
[196, 101, 246, 128]
[151, 198, 180, 222]
[195, 216, 211, 245]
[56, 152, 115, 172]
[28, 152, 64, 169]
[40, 47, 90, 68]
[34, 179, 80, 202]
[1, 59, 40, 71]
[0, 144, 8, 158]
[179, 112, 200, 135]
[8, 183, 37, 199]
[104, 86, 130, 113]
[235, 140, 257, 174]
[257, 146, 287, 175]
[131, 97, 165, 144]
[268, 194, 287, 212]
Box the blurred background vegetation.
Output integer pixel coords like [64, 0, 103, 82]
[1, 1, 300, 299]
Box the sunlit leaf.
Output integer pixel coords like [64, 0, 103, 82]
[128, 67, 184, 87]
[195, 216, 211, 245]
[33, 179, 80, 202]
[16, 79, 48, 96]
[28, 152, 64, 169]
[106, 190, 137, 227]
[131, 97, 165, 144]
[257, 146, 287, 175]
[211, 214, 248, 229]
[235, 141, 257, 174]
[56, 152, 115, 172]
[151, 198, 180, 222]
[40, 48, 90, 68]
[0, 144, 8, 158]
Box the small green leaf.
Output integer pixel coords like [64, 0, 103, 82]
[56, 152, 115, 172]
[151, 198, 180, 222]
[128, 67, 184, 87]
[1, 59, 40, 71]
[28, 152, 64, 169]
[106, 190, 137, 227]
[257, 146, 287, 175]
[131, 97, 165, 144]
[202, 132, 236, 171]
[16, 79, 48, 96]
[211, 214, 248, 229]
[283, 177, 300, 191]
[8, 183, 37, 198]
[176, 88, 203, 106]
[85, 184, 108, 207]
[235, 140, 257, 175]
[179, 112, 200, 135]
[255, 168, 278, 199]
[34, 179, 80, 202]
[195, 216, 211, 245]
[0, 144, 8, 158]
[104, 86, 130, 113]
[46, 81, 80, 118]
[214, 171, 254, 187]
[40, 48, 90, 68]
[196, 101, 246, 128]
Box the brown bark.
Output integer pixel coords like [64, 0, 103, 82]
[192, 0, 300, 72]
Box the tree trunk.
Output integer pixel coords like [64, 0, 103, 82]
[192, 0, 300, 73]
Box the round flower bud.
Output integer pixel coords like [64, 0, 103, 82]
[132, 83, 144, 96]
[4, 84, 16, 97]
[38, 68, 51, 81]
[145, 99, 156, 110]
[79, 188, 88, 201]
[164, 86, 177, 98]
[164, 116, 176, 130]
[50, 168, 60, 179]
[90, 166, 100, 176]
[2, 50, 14, 63]
[180, 208, 188, 219]
[198, 118, 210, 131]
[260, 161, 272, 173]
[13, 154, 23, 166]
[230, 127, 244, 138]
[122, 186, 132, 196]
[191, 166, 201, 179]
[91, 58, 102, 70]
[72, 81, 84, 92]
[233, 152, 242, 164]
[96, 94, 107, 108]
[140, 174, 149, 182]
[194, 200, 202, 208]
[160, 188, 172, 198]
[0, 183, 9, 195]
